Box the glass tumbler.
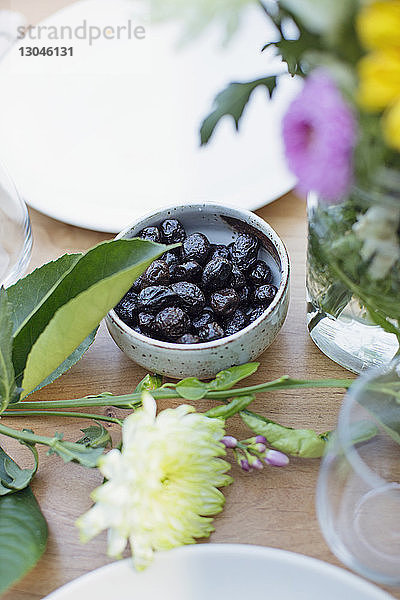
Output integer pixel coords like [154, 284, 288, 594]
[0, 161, 32, 287]
[317, 359, 400, 586]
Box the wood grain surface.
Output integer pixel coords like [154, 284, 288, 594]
[2, 198, 398, 599]
[0, 1, 398, 597]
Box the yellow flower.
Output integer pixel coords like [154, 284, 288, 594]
[357, 0, 400, 51]
[76, 392, 232, 570]
[357, 48, 400, 110]
[384, 99, 400, 150]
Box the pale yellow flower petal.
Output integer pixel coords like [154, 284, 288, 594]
[77, 398, 231, 570]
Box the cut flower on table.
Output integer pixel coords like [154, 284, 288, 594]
[77, 392, 232, 570]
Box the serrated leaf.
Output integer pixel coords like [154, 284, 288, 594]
[0, 288, 16, 413]
[200, 77, 277, 145]
[16, 239, 169, 397]
[0, 446, 37, 496]
[77, 423, 112, 449]
[0, 487, 47, 595]
[264, 33, 321, 76]
[207, 363, 260, 391]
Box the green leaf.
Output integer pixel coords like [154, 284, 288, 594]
[28, 328, 98, 396]
[135, 373, 163, 393]
[7, 253, 81, 336]
[200, 77, 277, 145]
[0, 487, 47, 595]
[77, 423, 112, 449]
[176, 377, 209, 401]
[15, 239, 169, 398]
[0, 288, 17, 413]
[205, 395, 254, 419]
[176, 363, 260, 401]
[0, 446, 38, 496]
[47, 433, 104, 468]
[241, 410, 328, 458]
[207, 363, 260, 391]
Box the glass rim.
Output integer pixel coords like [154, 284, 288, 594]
[337, 359, 400, 490]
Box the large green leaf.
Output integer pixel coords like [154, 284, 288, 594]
[7, 255, 98, 396]
[7, 254, 81, 337]
[200, 77, 277, 145]
[0, 487, 48, 595]
[0, 289, 16, 413]
[13, 239, 169, 397]
[29, 328, 98, 396]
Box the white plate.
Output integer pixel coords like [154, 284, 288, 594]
[42, 544, 394, 600]
[0, 0, 300, 232]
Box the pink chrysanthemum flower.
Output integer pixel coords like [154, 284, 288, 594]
[282, 72, 357, 202]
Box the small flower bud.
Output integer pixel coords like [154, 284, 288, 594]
[240, 458, 251, 472]
[248, 455, 263, 471]
[252, 442, 266, 453]
[264, 449, 289, 467]
[221, 435, 238, 449]
[255, 435, 267, 444]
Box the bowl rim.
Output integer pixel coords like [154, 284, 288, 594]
[107, 202, 290, 351]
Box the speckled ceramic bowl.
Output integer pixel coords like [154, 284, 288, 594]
[106, 204, 290, 379]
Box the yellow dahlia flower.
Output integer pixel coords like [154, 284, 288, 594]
[356, 1, 400, 51]
[77, 393, 232, 570]
[357, 48, 400, 111]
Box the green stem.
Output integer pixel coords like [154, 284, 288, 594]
[3, 411, 122, 425]
[8, 378, 354, 411]
[0, 422, 64, 448]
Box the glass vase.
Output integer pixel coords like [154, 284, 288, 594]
[306, 172, 400, 373]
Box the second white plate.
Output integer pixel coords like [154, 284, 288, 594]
[43, 544, 394, 600]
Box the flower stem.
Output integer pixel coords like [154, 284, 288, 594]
[3, 411, 123, 425]
[8, 377, 354, 411]
[0, 421, 63, 448]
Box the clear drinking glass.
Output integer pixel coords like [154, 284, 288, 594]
[317, 358, 400, 586]
[0, 161, 32, 287]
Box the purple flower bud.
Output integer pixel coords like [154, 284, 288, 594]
[255, 435, 267, 444]
[252, 443, 267, 453]
[265, 449, 289, 467]
[240, 459, 251, 472]
[248, 456, 263, 471]
[221, 435, 238, 449]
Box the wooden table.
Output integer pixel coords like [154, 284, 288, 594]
[2, 197, 398, 599]
[0, 2, 398, 596]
